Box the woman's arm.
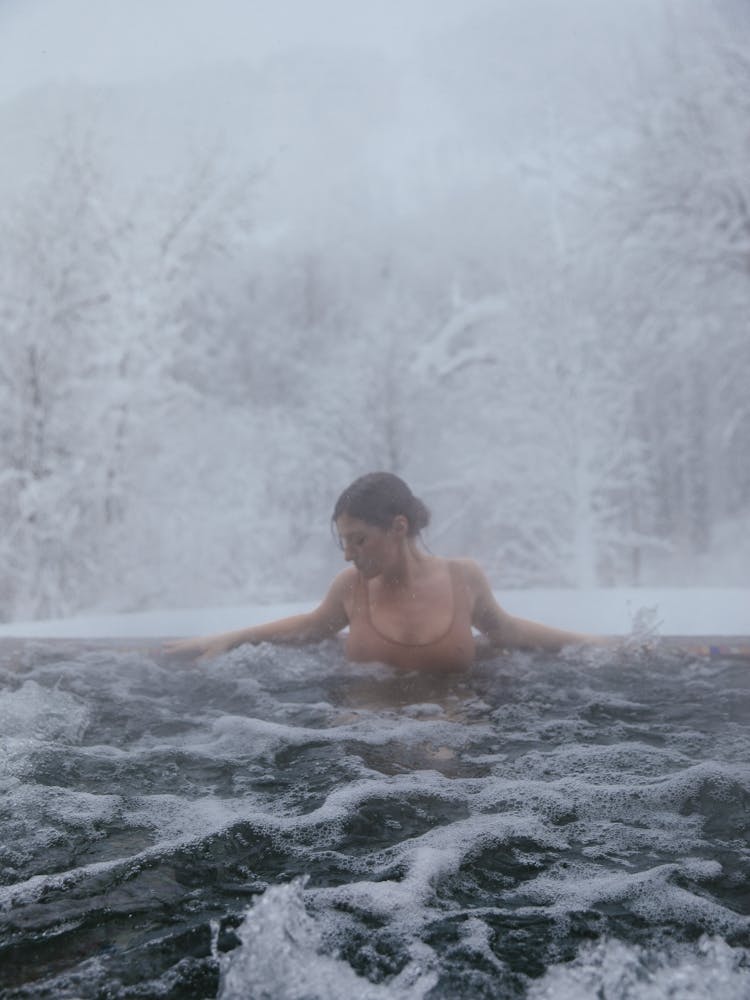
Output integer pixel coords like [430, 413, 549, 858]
[463, 560, 596, 652]
[163, 571, 352, 661]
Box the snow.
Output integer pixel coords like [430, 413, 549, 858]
[0, 589, 745, 639]
[0, 2, 748, 626]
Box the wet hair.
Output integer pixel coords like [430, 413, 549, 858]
[332, 472, 430, 537]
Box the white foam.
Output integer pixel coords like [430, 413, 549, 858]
[9, 783, 120, 829]
[173, 710, 493, 766]
[527, 935, 750, 1000]
[0, 679, 88, 743]
[1, 627, 747, 997]
[0, 791, 251, 909]
[473, 756, 750, 835]
[457, 916, 507, 972]
[316, 811, 566, 918]
[514, 857, 747, 935]
[218, 879, 437, 1000]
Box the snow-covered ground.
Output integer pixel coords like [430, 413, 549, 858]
[0, 588, 746, 639]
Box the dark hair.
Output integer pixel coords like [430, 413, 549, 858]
[332, 472, 430, 537]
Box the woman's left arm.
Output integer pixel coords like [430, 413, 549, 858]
[462, 560, 597, 652]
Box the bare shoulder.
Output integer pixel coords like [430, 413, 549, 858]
[448, 557, 490, 592]
[447, 559, 510, 636]
[308, 567, 356, 635]
[326, 566, 359, 598]
[318, 567, 359, 614]
[448, 558, 507, 633]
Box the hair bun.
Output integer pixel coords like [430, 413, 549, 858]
[333, 472, 430, 537]
[409, 495, 430, 533]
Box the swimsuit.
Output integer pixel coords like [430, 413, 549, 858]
[345, 561, 476, 672]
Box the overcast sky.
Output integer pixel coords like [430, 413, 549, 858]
[0, 0, 480, 96]
[0, 0, 667, 106]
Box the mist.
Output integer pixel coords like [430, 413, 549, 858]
[1, 0, 749, 620]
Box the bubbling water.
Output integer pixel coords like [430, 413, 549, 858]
[0, 637, 749, 998]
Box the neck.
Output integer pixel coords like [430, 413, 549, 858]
[379, 539, 426, 589]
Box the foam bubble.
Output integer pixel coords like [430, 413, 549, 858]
[513, 858, 747, 935]
[176, 710, 492, 767]
[526, 935, 750, 1000]
[0, 679, 88, 743]
[3, 638, 750, 997]
[316, 811, 566, 917]
[218, 879, 437, 1000]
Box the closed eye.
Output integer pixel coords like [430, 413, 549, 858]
[338, 534, 367, 549]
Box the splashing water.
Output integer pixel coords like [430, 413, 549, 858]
[1, 637, 749, 998]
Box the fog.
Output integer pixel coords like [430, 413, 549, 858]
[1, 0, 748, 620]
[0, 0, 656, 99]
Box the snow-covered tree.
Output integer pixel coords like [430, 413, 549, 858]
[0, 123, 116, 617]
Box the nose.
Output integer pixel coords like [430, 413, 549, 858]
[343, 544, 355, 562]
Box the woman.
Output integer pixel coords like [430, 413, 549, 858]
[165, 472, 595, 670]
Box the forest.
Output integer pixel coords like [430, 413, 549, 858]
[1, 1, 748, 621]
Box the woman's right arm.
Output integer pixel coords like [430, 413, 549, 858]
[163, 570, 353, 661]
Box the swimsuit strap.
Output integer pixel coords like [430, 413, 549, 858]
[362, 562, 459, 649]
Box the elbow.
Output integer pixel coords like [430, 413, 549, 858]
[299, 611, 338, 643]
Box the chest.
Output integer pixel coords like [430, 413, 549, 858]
[353, 573, 458, 646]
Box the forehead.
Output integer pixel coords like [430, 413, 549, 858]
[335, 513, 379, 536]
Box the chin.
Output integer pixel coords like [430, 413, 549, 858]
[356, 564, 380, 579]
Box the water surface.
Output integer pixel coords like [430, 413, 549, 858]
[1, 638, 749, 998]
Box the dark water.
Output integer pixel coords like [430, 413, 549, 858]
[1, 638, 749, 999]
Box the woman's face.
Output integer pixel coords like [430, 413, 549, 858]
[335, 513, 400, 578]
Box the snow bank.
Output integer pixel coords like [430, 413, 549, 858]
[0, 589, 746, 639]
